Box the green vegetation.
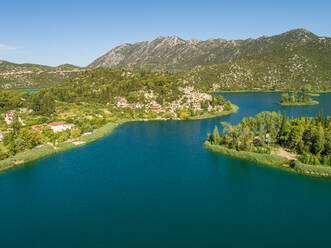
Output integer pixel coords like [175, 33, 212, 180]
[189, 104, 238, 120]
[0, 60, 84, 89]
[188, 38, 331, 92]
[206, 111, 331, 176]
[0, 67, 237, 173]
[278, 93, 319, 106]
[204, 141, 288, 167]
[278, 84, 319, 106]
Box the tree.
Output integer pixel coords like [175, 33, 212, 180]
[212, 125, 220, 144]
[224, 101, 232, 111]
[216, 95, 226, 105]
[57, 132, 69, 143]
[179, 110, 190, 120]
[303, 84, 312, 93]
[10, 114, 22, 136]
[279, 112, 287, 135]
[312, 124, 325, 155]
[17, 128, 45, 149]
[70, 129, 81, 139]
[281, 93, 289, 103]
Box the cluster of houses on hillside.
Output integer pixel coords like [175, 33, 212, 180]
[116, 97, 168, 113]
[116, 97, 203, 113]
[115, 96, 224, 114]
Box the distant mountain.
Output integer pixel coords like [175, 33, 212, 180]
[0, 61, 85, 89]
[187, 37, 331, 91]
[89, 29, 319, 72]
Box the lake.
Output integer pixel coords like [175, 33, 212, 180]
[0, 92, 330, 248]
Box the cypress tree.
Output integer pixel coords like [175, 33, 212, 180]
[212, 125, 220, 144]
[280, 112, 287, 135]
[278, 112, 288, 145]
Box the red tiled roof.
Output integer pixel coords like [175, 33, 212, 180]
[48, 122, 63, 126]
[31, 124, 45, 128]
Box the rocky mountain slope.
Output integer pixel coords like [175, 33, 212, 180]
[89, 29, 319, 72]
[0, 61, 85, 89]
[187, 37, 331, 91]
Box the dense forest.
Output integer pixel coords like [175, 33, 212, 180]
[207, 111, 331, 166]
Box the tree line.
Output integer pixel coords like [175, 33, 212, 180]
[208, 111, 331, 166]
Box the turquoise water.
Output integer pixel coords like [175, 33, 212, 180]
[15, 89, 40, 93]
[0, 92, 330, 248]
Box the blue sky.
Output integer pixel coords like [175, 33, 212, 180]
[1, 0, 330, 66]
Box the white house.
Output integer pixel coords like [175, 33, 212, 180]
[48, 122, 74, 133]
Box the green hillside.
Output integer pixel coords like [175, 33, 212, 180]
[0, 60, 85, 89]
[188, 38, 331, 91]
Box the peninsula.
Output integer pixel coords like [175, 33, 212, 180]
[205, 111, 331, 177]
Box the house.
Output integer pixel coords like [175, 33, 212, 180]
[151, 107, 167, 113]
[3, 110, 15, 124]
[215, 105, 224, 112]
[48, 122, 74, 133]
[131, 103, 144, 109]
[116, 97, 128, 108]
[2, 110, 25, 125]
[31, 124, 46, 131]
[170, 104, 182, 111]
[192, 102, 201, 111]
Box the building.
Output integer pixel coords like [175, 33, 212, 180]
[31, 124, 46, 131]
[192, 102, 201, 111]
[48, 122, 74, 133]
[170, 104, 182, 111]
[3, 110, 15, 124]
[215, 105, 224, 112]
[2, 110, 25, 125]
[131, 103, 144, 109]
[117, 97, 128, 108]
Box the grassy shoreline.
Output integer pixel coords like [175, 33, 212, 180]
[0, 105, 239, 174]
[189, 104, 239, 120]
[277, 100, 319, 106]
[204, 141, 331, 178]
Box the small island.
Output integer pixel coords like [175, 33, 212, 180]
[205, 111, 331, 177]
[277, 85, 319, 106]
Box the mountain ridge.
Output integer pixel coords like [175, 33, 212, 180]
[88, 28, 319, 71]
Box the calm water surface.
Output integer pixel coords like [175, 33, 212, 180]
[0, 93, 330, 247]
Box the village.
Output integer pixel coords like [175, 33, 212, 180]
[115, 86, 226, 116]
[0, 89, 227, 139]
[0, 88, 231, 161]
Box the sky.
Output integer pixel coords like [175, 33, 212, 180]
[0, 0, 330, 67]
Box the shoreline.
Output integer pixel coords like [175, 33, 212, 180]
[204, 141, 331, 178]
[215, 90, 331, 93]
[0, 105, 239, 174]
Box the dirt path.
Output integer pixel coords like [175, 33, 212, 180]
[272, 147, 298, 160]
